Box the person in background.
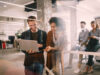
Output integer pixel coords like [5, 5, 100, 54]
[45, 17, 67, 75]
[74, 21, 89, 73]
[21, 16, 47, 75]
[83, 21, 100, 73]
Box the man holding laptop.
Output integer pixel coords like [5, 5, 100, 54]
[21, 16, 47, 75]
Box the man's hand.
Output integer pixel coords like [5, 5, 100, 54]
[81, 42, 88, 46]
[38, 44, 43, 48]
[26, 49, 36, 54]
[88, 37, 91, 40]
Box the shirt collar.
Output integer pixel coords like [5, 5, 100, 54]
[30, 28, 38, 33]
[82, 28, 87, 32]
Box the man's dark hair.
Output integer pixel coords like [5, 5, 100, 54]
[27, 16, 36, 22]
[91, 21, 95, 24]
[80, 21, 86, 25]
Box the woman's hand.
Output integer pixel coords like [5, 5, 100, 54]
[91, 36, 96, 39]
[45, 46, 52, 52]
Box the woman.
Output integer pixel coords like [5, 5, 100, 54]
[83, 21, 100, 73]
[45, 17, 67, 75]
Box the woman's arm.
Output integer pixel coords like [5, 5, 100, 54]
[91, 29, 100, 40]
[45, 46, 57, 52]
[94, 36, 100, 40]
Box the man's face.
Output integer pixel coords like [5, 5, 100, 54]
[81, 23, 85, 29]
[50, 22, 56, 32]
[28, 20, 37, 31]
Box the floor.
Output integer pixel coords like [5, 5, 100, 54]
[0, 49, 100, 75]
[0, 49, 25, 75]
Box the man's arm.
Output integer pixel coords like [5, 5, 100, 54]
[81, 30, 89, 46]
[42, 31, 47, 49]
[21, 32, 25, 39]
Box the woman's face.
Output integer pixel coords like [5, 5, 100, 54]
[50, 22, 56, 32]
[91, 22, 96, 29]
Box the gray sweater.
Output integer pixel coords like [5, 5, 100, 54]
[79, 29, 89, 45]
[89, 29, 100, 43]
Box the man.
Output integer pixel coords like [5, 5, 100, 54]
[74, 21, 89, 73]
[21, 16, 47, 75]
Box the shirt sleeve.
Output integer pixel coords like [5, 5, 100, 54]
[21, 32, 25, 39]
[42, 31, 47, 49]
[95, 29, 100, 40]
[81, 30, 89, 44]
[78, 32, 81, 43]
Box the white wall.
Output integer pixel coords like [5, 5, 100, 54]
[77, 0, 100, 34]
[0, 5, 37, 40]
[0, 21, 24, 40]
[0, 6, 25, 40]
[0, 5, 37, 19]
[0, 6, 27, 19]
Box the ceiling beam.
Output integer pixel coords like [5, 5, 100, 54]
[23, 1, 35, 5]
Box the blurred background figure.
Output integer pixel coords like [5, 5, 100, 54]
[74, 21, 89, 73]
[83, 21, 100, 74]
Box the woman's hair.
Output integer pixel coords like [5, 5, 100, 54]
[91, 21, 95, 24]
[49, 17, 65, 30]
[91, 21, 98, 28]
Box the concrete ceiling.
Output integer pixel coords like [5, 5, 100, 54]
[77, 0, 100, 14]
[0, 0, 100, 15]
[0, 0, 34, 5]
[0, 0, 34, 11]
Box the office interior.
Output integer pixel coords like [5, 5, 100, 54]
[0, 0, 100, 75]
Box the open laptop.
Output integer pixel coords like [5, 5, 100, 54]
[19, 39, 39, 52]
